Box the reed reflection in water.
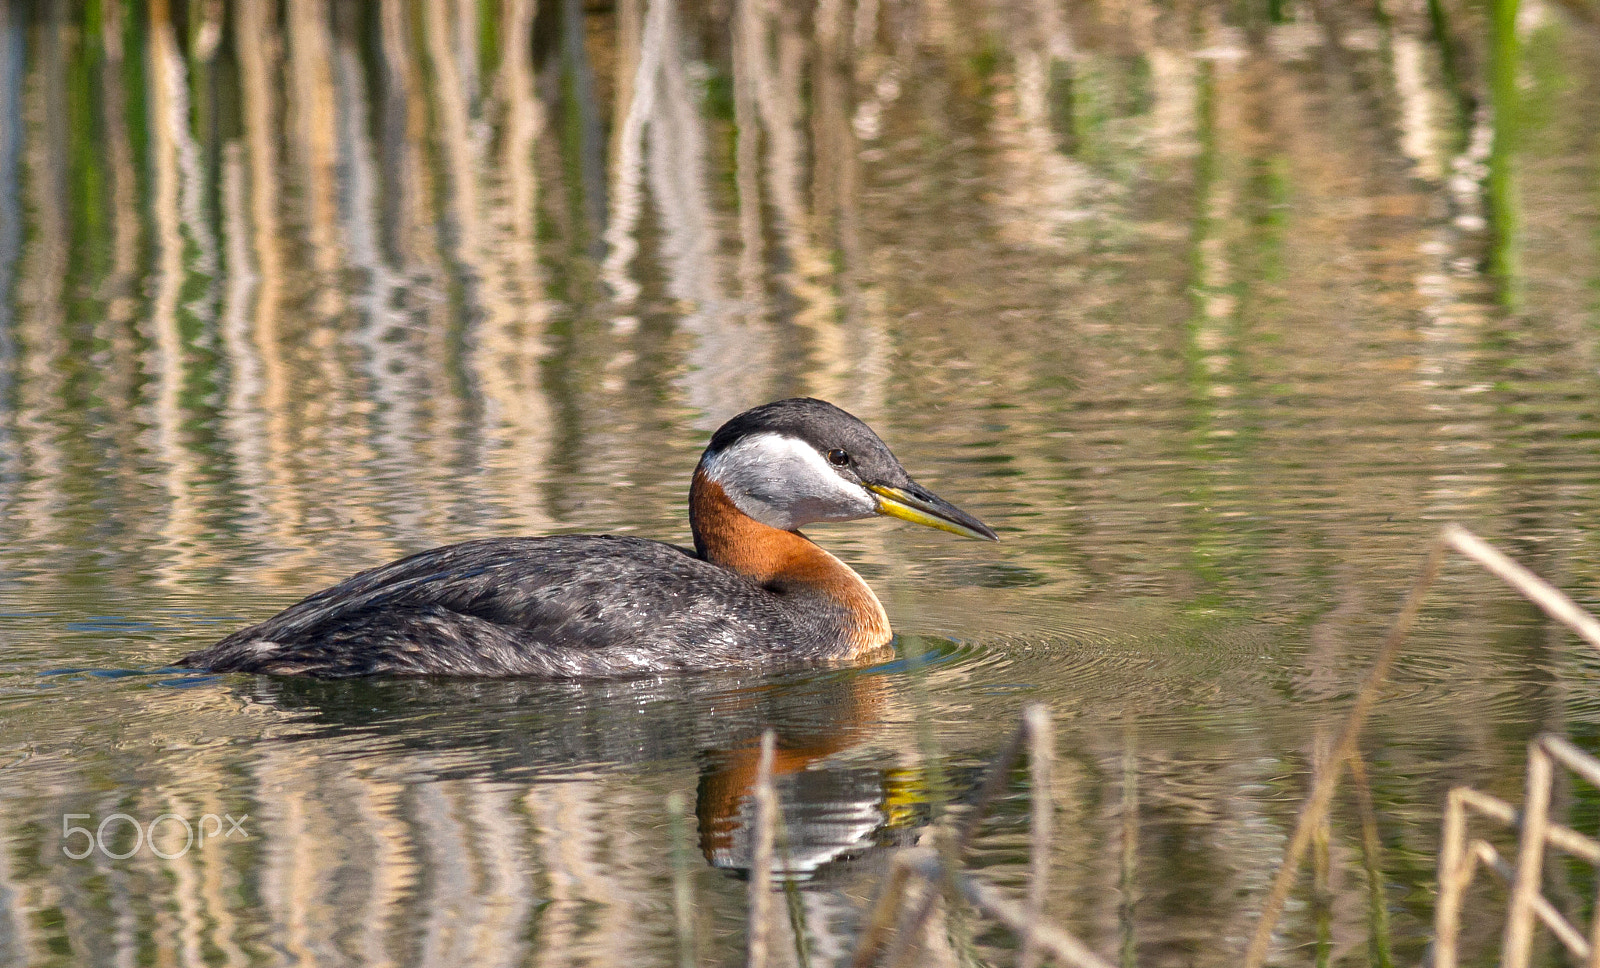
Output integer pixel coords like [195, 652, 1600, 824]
[3, 0, 1600, 965]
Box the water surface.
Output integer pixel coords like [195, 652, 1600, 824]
[2, 0, 1600, 965]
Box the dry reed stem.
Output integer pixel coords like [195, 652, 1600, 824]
[1346, 751, 1394, 968]
[1440, 777, 1600, 966]
[1434, 787, 1475, 967]
[1589, 870, 1600, 968]
[1020, 704, 1053, 968]
[1447, 785, 1600, 863]
[880, 841, 949, 968]
[1542, 735, 1600, 789]
[873, 713, 1034, 968]
[1468, 839, 1591, 959]
[747, 730, 777, 968]
[1440, 525, 1600, 654]
[847, 849, 919, 968]
[1434, 735, 1600, 967]
[890, 848, 1116, 968]
[1240, 534, 1450, 968]
[856, 705, 1057, 968]
[1249, 524, 1600, 967]
[1503, 742, 1555, 968]
[666, 790, 697, 968]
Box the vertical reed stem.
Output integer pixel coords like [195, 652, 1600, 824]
[667, 790, 697, 968]
[748, 730, 777, 968]
[1346, 752, 1394, 968]
[1433, 788, 1471, 968]
[848, 848, 916, 968]
[1242, 535, 1448, 968]
[1020, 704, 1053, 968]
[1502, 741, 1553, 968]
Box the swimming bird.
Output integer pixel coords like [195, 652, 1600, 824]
[177, 398, 996, 678]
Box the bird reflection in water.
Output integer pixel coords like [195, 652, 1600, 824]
[234, 655, 931, 888]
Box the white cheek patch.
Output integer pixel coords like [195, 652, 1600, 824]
[702, 433, 877, 530]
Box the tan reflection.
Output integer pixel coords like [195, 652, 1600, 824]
[288, 2, 386, 554]
[412, 779, 531, 965]
[466, 783, 535, 966]
[234, 0, 309, 582]
[96, 0, 149, 523]
[160, 792, 207, 966]
[190, 788, 252, 968]
[349, 771, 414, 968]
[148, 0, 207, 583]
[10, 4, 70, 550]
[1390, 32, 1448, 181]
[735, 0, 846, 399]
[0, 796, 37, 967]
[90, 7, 135, 297]
[343, 0, 436, 537]
[479, 0, 559, 532]
[813, 0, 895, 415]
[989, 5, 1101, 250]
[732, 0, 765, 311]
[395, 0, 469, 530]
[1190, 51, 1243, 398]
[811, 0, 854, 256]
[423, 0, 556, 532]
[220, 137, 273, 550]
[602, 0, 659, 313]
[336, 28, 473, 561]
[287, 0, 345, 299]
[527, 780, 646, 967]
[256, 750, 321, 964]
[319, 29, 409, 554]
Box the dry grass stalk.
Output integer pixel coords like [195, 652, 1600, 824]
[954, 865, 1116, 968]
[1543, 735, 1600, 788]
[848, 849, 920, 968]
[886, 848, 1115, 968]
[852, 705, 1104, 968]
[1021, 704, 1054, 968]
[1240, 534, 1450, 968]
[842, 527, 1600, 967]
[1589, 852, 1600, 968]
[747, 730, 777, 968]
[1502, 738, 1555, 968]
[1456, 839, 1591, 956]
[869, 712, 1034, 968]
[1246, 524, 1600, 966]
[1440, 525, 1600, 653]
[775, 805, 813, 968]
[1346, 751, 1394, 968]
[666, 790, 698, 968]
[1444, 786, 1600, 863]
[1434, 735, 1600, 968]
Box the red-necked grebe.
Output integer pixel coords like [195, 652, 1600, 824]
[177, 398, 997, 678]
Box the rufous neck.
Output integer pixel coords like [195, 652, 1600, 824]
[690, 467, 891, 652]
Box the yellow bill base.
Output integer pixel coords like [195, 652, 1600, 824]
[867, 485, 996, 541]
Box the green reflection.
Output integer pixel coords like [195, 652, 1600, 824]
[1488, 0, 1521, 307]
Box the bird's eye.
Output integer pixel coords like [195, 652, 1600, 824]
[827, 448, 850, 467]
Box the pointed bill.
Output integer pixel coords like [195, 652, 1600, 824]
[866, 484, 998, 541]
